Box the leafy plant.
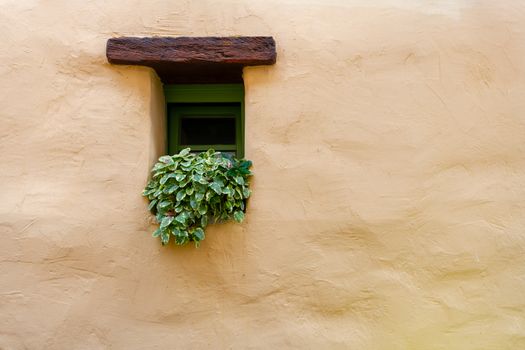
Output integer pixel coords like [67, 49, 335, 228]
[142, 148, 252, 246]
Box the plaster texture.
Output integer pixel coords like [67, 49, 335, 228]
[1, 1, 525, 349]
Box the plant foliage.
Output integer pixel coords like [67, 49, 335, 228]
[143, 148, 252, 246]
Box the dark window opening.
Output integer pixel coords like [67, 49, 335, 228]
[167, 97, 243, 157]
[180, 117, 236, 145]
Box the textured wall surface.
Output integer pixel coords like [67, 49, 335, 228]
[1, 1, 525, 349]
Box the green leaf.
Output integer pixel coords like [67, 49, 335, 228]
[179, 148, 190, 156]
[153, 169, 166, 177]
[160, 173, 176, 185]
[193, 228, 205, 241]
[222, 186, 232, 195]
[233, 210, 245, 223]
[160, 216, 174, 229]
[201, 215, 208, 227]
[175, 231, 189, 245]
[147, 199, 158, 211]
[186, 187, 194, 195]
[161, 230, 170, 244]
[235, 176, 245, 185]
[242, 187, 251, 198]
[210, 182, 222, 194]
[159, 174, 169, 185]
[167, 184, 179, 194]
[240, 160, 252, 169]
[198, 176, 209, 185]
[152, 227, 162, 237]
[175, 212, 188, 224]
[190, 199, 198, 209]
[175, 173, 186, 182]
[213, 177, 225, 187]
[142, 188, 155, 196]
[178, 179, 190, 188]
[159, 200, 171, 209]
[176, 190, 186, 201]
[159, 155, 174, 164]
[195, 191, 205, 202]
[153, 163, 166, 172]
[198, 204, 208, 216]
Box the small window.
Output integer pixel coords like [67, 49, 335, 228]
[165, 85, 244, 157]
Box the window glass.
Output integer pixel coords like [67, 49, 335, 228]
[180, 117, 236, 145]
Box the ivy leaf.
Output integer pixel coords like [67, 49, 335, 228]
[210, 182, 223, 194]
[161, 230, 170, 244]
[152, 163, 165, 172]
[175, 230, 189, 245]
[201, 215, 208, 227]
[233, 211, 245, 223]
[186, 187, 194, 195]
[160, 173, 176, 185]
[175, 173, 186, 182]
[178, 179, 190, 188]
[158, 200, 171, 209]
[178, 148, 190, 156]
[175, 212, 188, 224]
[142, 188, 155, 196]
[195, 191, 205, 202]
[190, 199, 198, 209]
[213, 177, 225, 187]
[181, 161, 192, 167]
[152, 227, 162, 237]
[240, 160, 252, 169]
[153, 170, 166, 178]
[242, 187, 251, 198]
[198, 177, 209, 185]
[167, 184, 179, 194]
[198, 204, 207, 216]
[159, 155, 174, 164]
[193, 228, 205, 241]
[176, 190, 186, 201]
[147, 199, 158, 211]
[159, 174, 169, 185]
[160, 216, 174, 229]
[234, 176, 245, 185]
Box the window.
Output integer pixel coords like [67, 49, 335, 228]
[165, 84, 244, 157]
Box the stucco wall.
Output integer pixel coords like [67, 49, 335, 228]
[1, 1, 525, 349]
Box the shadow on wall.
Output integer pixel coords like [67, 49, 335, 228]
[148, 70, 167, 167]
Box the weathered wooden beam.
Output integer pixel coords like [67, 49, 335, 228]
[106, 36, 276, 66]
[106, 36, 276, 83]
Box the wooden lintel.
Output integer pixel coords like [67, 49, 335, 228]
[106, 36, 276, 82]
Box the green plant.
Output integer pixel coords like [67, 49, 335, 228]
[142, 148, 252, 246]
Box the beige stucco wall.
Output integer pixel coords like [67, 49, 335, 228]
[2, 1, 525, 349]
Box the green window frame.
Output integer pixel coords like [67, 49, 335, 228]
[164, 84, 245, 157]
